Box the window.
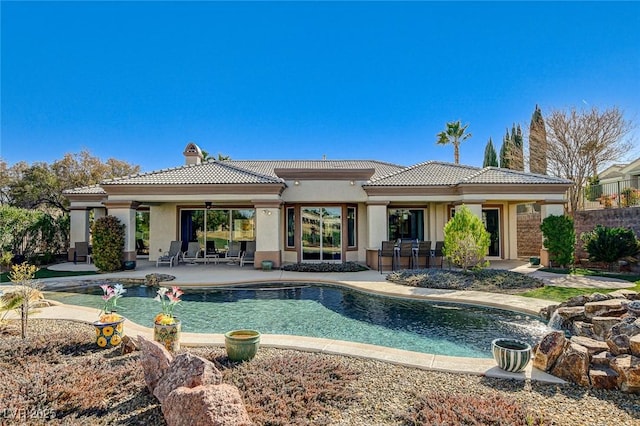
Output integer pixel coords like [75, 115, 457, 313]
[180, 208, 255, 255]
[388, 209, 424, 241]
[286, 207, 295, 248]
[347, 206, 356, 247]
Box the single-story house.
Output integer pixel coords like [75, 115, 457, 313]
[64, 143, 572, 269]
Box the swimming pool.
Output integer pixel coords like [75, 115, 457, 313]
[46, 282, 551, 358]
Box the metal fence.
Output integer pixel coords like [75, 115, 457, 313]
[582, 178, 640, 210]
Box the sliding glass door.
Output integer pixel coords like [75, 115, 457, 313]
[301, 207, 341, 262]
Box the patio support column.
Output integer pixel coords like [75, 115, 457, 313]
[93, 207, 106, 221]
[69, 207, 90, 245]
[365, 202, 389, 269]
[103, 201, 140, 262]
[539, 202, 566, 267]
[253, 201, 282, 268]
[464, 203, 483, 220]
[507, 203, 518, 260]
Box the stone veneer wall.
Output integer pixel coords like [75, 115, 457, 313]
[573, 207, 640, 261]
[517, 212, 542, 257]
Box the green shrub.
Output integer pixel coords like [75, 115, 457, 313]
[540, 215, 575, 268]
[91, 216, 125, 272]
[399, 392, 548, 425]
[443, 205, 490, 271]
[387, 269, 544, 291]
[585, 175, 602, 202]
[281, 262, 368, 272]
[581, 225, 639, 271]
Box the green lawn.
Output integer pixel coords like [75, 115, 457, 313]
[520, 268, 640, 302]
[0, 268, 99, 283]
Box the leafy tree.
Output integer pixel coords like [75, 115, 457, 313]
[581, 225, 639, 271]
[540, 215, 575, 268]
[483, 138, 498, 167]
[529, 105, 547, 174]
[436, 121, 472, 164]
[4, 150, 139, 212]
[92, 216, 125, 272]
[443, 205, 490, 271]
[584, 175, 602, 202]
[546, 106, 634, 212]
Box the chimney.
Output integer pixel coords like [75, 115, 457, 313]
[183, 142, 203, 165]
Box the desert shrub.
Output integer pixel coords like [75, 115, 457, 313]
[443, 205, 490, 271]
[540, 215, 575, 268]
[581, 225, 639, 271]
[281, 262, 368, 272]
[223, 353, 359, 425]
[398, 391, 548, 425]
[91, 216, 125, 272]
[387, 269, 543, 292]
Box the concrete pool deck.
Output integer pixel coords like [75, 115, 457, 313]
[3, 259, 633, 384]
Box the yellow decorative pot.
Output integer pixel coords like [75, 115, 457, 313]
[154, 319, 181, 352]
[93, 318, 125, 348]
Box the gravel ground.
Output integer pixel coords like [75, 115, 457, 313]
[1, 320, 638, 425]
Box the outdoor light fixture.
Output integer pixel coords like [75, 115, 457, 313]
[294, 180, 300, 186]
[262, 209, 272, 216]
[204, 201, 212, 209]
[349, 180, 355, 186]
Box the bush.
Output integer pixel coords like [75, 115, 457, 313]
[387, 269, 544, 292]
[540, 215, 575, 268]
[398, 392, 548, 425]
[281, 262, 368, 272]
[443, 205, 490, 271]
[581, 225, 639, 271]
[91, 216, 125, 272]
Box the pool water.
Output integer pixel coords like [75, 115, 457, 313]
[46, 283, 551, 358]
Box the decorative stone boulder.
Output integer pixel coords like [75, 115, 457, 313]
[153, 352, 224, 404]
[609, 289, 639, 301]
[607, 334, 631, 356]
[570, 336, 609, 355]
[162, 384, 253, 426]
[584, 299, 628, 319]
[589, 366, 619, 390]
[137, 336, 174, 394]
[572, 321, 595, 339]
[631, 334, 640, 357]
[592, 317, 623, 340]
[610, 355, 640, 393]
[591, 351, 615, 367]
[550, 342, 591, 387]
[121, 335, 139, 355]
[533, 331, 566, 371]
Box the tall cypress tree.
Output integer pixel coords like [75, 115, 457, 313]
[511, 123, 524, 171]
[483, 138, 498, 167]
[529, 105, 548, 174]
[499, 128, 511, 169]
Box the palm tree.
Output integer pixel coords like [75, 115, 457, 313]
[436, 121, 472, 164]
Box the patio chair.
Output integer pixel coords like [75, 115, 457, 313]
[157, 240, 183, 268]
[413, 240, 431, 269]
[73, 241, 91, 264]
[182, 241, 203, 264]
[433, 241, 444, 268]
[398, 241, 413, 269]
[226, 241, 242, 264]
[378, 241, 396, 273]
[240, 241, 256, 267]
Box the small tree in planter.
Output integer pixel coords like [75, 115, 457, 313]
[443, 205, 490, 271]
[581, 225, 639, 271]
[92, 216, 125, 272]
[540, 214, 575, 268]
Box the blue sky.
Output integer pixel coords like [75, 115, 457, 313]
[2, 1, 639, 173]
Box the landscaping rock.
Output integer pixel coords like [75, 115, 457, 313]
[121, 335, 139, 355]
[631, 335, 640, 357]
[137, 336, 174, 394]
[550, 342, 590, 387]
[533, 331, 566, 371]
[589, 366, 619, 390]
[570, 336, 609, 355]
[608, 319, 640, 339]
[587, 293, 613, 303]
[154, 352, 223, 404]
[162, 384, 253, 426]
[607, 334, 631, 356]
[563, 295, 591, 307]
[610, 355, 640, 393]
[572, 321, 595, 339]
[608, 289, 640, 301]
[592, 317, 622, 340]
[584, 299, 628, 319]
[591, 351, 615, 367]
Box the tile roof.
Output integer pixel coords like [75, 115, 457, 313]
[365, 161, 572, 186]
[225, 160, 404, 180]
[100, 161, 283, 186]
[62, 184, 107, 195]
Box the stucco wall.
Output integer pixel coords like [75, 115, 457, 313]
[149, 204, 178, 261]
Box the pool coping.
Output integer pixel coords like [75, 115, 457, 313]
[19, 278, 565, 384]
